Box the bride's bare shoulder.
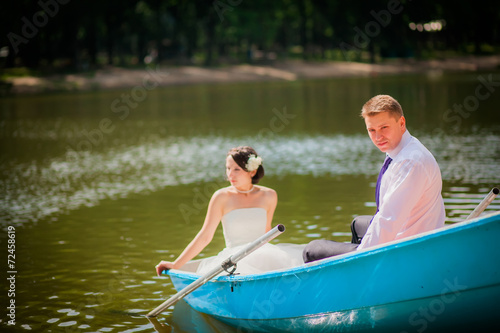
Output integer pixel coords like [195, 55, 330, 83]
[213, 186, 233, 196]
[255, 185, 277, 197]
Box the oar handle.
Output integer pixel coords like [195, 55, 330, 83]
[146, 224, 285, 318]
[465, 187, 499, 221]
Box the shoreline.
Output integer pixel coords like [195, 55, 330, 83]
[4, 55, 500, 95]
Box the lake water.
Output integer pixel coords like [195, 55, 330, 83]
[1, 71, 500, 332]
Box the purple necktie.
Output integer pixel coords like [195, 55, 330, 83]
[375, 156, 392, 212]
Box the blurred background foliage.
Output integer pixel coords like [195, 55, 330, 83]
[1, 0, 499, 73]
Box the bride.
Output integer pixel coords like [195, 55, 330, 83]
[155, 146, 303, 276]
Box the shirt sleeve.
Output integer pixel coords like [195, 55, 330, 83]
[357, 158, 429, 250]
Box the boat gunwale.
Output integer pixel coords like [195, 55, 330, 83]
[167, 210, 500, 283]
[208, 282, 500, 327]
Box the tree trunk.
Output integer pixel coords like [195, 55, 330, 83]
[204, 11, 216, 66]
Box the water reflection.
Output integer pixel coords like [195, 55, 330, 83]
[147, 300, 236, 333]
[443, 186, 500, 222]
[148, 317, 172, 333]
[2, 73, 500, 332]
[1, 132, 499, 226]
[173, 305, 236, 333]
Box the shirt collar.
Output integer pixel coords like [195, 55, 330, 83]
[387, 129, 411, 159]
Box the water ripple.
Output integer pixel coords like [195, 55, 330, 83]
[1, 133, 499, 225]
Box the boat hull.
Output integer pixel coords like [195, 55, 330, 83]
[213, 284, 500, 332]
[167, 211, 500, 332]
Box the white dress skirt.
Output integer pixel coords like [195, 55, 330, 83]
[196, 208, 305, 276]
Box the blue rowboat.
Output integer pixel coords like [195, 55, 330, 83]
[166, 211, 500, 332]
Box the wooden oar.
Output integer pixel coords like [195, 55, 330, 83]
[147, 317, 172, 333]
[146, 224, 285, 318]
[464, 187, 499, 221]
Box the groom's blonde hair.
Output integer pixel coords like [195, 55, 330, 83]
[361, 95, 404, 120]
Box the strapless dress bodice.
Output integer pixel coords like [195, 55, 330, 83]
[196, 207, 305, 276]
[222, 207, 267, 248]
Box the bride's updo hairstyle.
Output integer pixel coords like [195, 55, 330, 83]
[227, 146, 265, 184]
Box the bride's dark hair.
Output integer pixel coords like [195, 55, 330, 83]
[227, 146, 265, 184]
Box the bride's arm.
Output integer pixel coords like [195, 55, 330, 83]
[264, 188, 278, 232]
[156, 190, 225, 275]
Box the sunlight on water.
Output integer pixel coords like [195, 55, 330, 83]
[422, 132, 500, 184]
[3, 74, 500, 333]
[1, 133, 499, 225]
[443, 187, 500, 222]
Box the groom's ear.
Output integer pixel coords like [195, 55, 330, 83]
[399, 116, 406, 131]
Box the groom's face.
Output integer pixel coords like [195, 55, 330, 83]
[364, 112, 406, 153]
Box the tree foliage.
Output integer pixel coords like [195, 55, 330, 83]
[1, 0, 499, 70]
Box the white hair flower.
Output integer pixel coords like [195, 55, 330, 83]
[246, 155, 262, 172]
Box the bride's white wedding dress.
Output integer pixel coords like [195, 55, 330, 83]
[196, 208, 305, 276]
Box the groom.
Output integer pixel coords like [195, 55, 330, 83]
[303, 94, 446, 262]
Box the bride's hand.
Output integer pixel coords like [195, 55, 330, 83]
[155, 261, 175, 276]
